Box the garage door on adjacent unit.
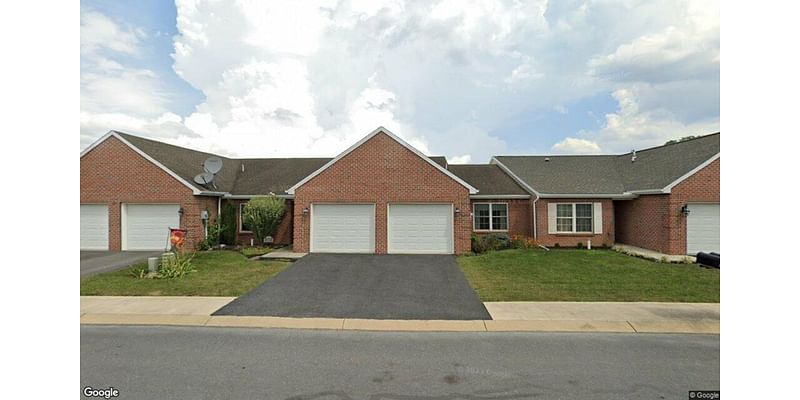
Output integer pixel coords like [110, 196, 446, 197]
[388, 204, 453, 254]
[81, 204, 109, 250]
[311, 204, 375, 253]
[123, 204, 180, 250]
[686, 203, 720, 255]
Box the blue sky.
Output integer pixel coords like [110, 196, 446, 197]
[80, 0, 719, 163]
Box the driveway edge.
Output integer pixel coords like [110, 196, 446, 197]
[79, 314, 719, 334]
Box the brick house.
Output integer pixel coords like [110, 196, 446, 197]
[80, 127, 719, 255]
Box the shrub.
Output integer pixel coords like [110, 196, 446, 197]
[157, 251, 196, 278]
[576, 242, 584, 249]
[242, 196, 286, 245]
[511, 235, 538, 249]
[198, 217, 224, 250]
[553, 243, 560, 248]
[220, 203, 237, 245]
[471, 233, 510, 253]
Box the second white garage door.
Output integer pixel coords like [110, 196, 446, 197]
[388, 204, 453, 254]
[123, 204, 180, 250]
[686, 203, 720, 255]
[311, 204, 375, 253]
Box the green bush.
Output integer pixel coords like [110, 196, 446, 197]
[220, 203, 237, 245]
[471, 233, 510, 253]
[242, 196, 286, 245]
[198, 217, 224, 250]
[131, 251, 196, 279]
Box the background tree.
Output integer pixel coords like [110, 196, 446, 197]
[242, 195, 286, 245]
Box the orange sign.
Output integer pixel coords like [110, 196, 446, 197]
[169, 228, 187, 250]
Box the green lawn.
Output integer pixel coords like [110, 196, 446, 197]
[80, 250, 290, 297]
[457, 249, 719, 302]
[239, 246, 275, 258]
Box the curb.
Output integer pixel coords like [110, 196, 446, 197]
[80, 314, 719, 334]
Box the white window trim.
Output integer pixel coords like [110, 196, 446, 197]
[239, 203, 252, 233]
[555, 203, 594, 234]
[472, 202, 509, 232]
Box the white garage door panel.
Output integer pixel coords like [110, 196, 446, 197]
[388, 204, 453, 254]
[687, 203, 720, 255]
[124, 204, 180, 250]
[312, 204, 375, 253]
[81, 204, 108, 250]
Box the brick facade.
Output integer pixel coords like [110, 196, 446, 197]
[292, 132, 472, 254]
[224, 199, 294, 246]
[615, 158, 720, 255]
[470, 198, 533, 238]
[80, 136, 218, 251]
[535, 198, 615, 248]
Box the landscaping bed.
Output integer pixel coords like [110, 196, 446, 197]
[80, 250, 290, 297]
[457, 249, 719, 302]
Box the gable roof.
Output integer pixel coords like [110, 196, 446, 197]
[286, 126, 478, 194]
[494, 132, 720, 196]
[446, 164, 529, 197]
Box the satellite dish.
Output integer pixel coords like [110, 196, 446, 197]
[203, 157, 223, 174]
[193, 172, 215, 185]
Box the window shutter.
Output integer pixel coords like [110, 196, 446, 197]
[547, 203, 557, 234]
[593, 202, 603, 234]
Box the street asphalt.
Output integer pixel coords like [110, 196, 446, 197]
[81, 325, 720, 399]
[80, 251, 162, 277]
[214, 254, 491, 320]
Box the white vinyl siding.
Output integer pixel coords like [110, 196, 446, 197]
[388, 204, 453, 254]
[549, 202, 603, 234]
[686, 203, 720, 255]
[311, 204, 375, 253]
[80, 204, 109, 250]
[122, 204, 180, 250]
[472, 203, 508, 231]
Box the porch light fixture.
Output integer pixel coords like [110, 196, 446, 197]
[680, 204, 690, 216]
[178, 207, 185, 216]
[454, 207, 461, 214]
[302, 207, 309, 214]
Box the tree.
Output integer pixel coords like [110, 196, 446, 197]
[242, 195, 286, 245]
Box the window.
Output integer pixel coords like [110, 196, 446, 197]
[239, 203, 252, 233]
[555, 203, 593, 233]
[473, 203, 508, 231]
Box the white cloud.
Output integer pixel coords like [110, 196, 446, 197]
[552, 137, 601, 154]
[81, 0, 719, 162]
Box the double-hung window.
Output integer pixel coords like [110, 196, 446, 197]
[473, 203, 508, 231]
[555, 203, 593, 233]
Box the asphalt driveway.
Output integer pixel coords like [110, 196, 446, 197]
[80, 251, 161, 277]
[214, 253, 491, 320]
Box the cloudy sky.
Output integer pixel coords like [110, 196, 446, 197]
[80, 0, 719, 163]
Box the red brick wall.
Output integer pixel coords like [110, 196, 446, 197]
[293, 132, 472, 254]
[470, 199, 532, 238]
[615, 157, 720, 255]
[80, 135, 218, 250]
[534, 198, 615, 248]
[225, 198, 294, 246]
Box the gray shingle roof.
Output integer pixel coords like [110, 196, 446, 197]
[495, 133, 719, 195]
[231, 158, 331, 195]
[446, 164, 529, 196]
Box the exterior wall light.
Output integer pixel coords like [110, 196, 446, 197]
[680, 204, 690, 216]
[178, 207, 185, 216]
[302, 207, 309, 214]
[455, 208, 461, 214]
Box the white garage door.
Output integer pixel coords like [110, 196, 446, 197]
[388, 204, 453, 254]
[123, 204, 180, 250]
[81, 204, 108, 250]
[687, 203, 720, 255]
[311, 204, 375, 253]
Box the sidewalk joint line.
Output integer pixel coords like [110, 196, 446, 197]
[626, 321, 638, 333]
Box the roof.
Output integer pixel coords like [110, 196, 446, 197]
[446, 164, 529, 196]
[494, 133, 720, 195]
[90, 130, 490, 197]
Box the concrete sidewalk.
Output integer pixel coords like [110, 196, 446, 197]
[80, 297, 719, 334]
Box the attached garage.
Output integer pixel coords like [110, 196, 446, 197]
[388, 204, 453, 254]
[686, 203, 720, 255]
[311, 204, 375, 253]
[80, 204, 109, 250]
[122, 204, 180, 250]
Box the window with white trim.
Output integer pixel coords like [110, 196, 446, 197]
[473, 203, 508, 231]
[556, 203, 593, 233]
[239, 203, 252, 233]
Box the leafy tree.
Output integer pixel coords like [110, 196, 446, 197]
[242, 196, 286, 245]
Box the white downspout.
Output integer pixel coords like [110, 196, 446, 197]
[532, 194, 539, 239]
